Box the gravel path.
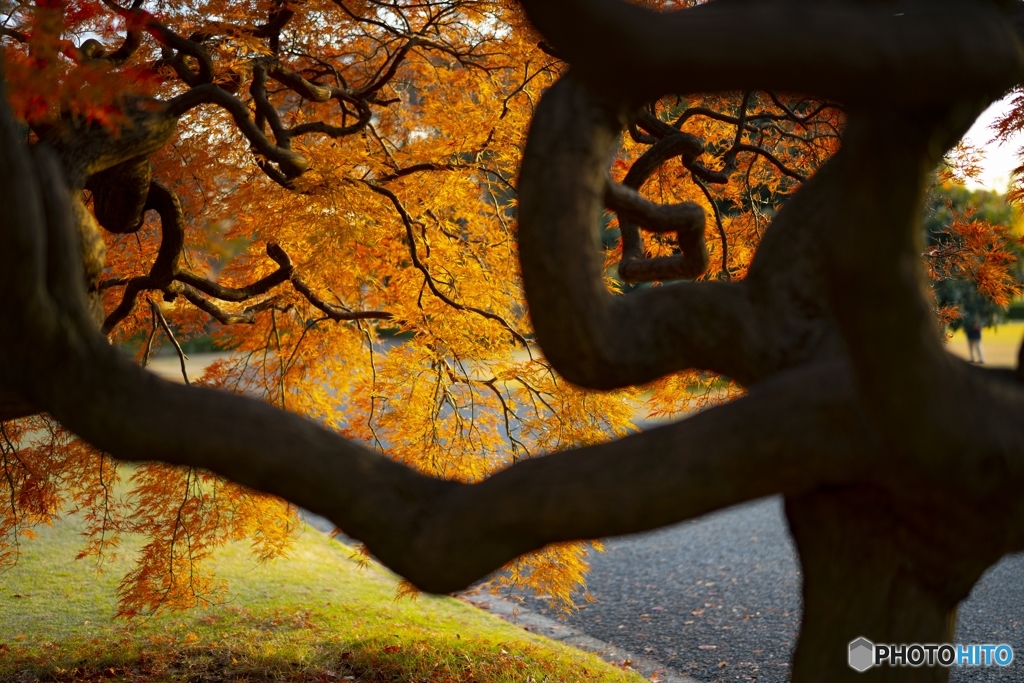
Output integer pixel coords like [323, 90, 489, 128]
[509, 496, 1024, 683]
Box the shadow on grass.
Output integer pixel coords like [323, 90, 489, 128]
[2, 619, 628, 682]
[0, 518, 643, 683]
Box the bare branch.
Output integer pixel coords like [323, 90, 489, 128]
[1, 145, 872, 589]
[360, 180, 528, 346]
[604, 180, 703, 236]
[376, 162, 468, 184]
[691, 175, 728, 279]
[610, 115, 711, 282]
[819, 112, 964, 450]
[98, 0, 145, 67]
[733, 143, 807, 182]
[764, 93, 844, 128]
[177, 285, 272, 325]
[251, 64, 291, 150]
[289, 105, 373, 139]
[103, 276, 161, 334]
[152, 28, 213, 83]
[100, 181, 388, 332]
[163, 85, 308, 178]
[145, 182, 186, 283]
[175, 266, 292, 304]
[1, 28, 28, 43]
[355, 36, 422, 99]
[151, 300, 190, 385]
[265, 61, 344, 103]
[252, 4, 294, 54]
[288, 277, 393, 322]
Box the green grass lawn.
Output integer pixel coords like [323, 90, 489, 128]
[946, 320, 1023, 367]
[0, 518, 644, 682]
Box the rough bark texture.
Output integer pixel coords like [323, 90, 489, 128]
[5, 1, 1024, 680]
[787, 490, 965, 683]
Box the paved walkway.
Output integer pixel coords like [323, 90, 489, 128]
[459, 589, 698, 683]
[312, 498, 1024, 682]
[507, 497, 1024, 683]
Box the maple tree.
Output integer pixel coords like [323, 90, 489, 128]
[0, 0, 837, 617]
[3, 0, 1024, 681]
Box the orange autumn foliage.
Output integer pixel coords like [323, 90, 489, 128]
[926, 207, 1023, 309]
[2, 0, 1003, 619]
[1, 0, 623, 617]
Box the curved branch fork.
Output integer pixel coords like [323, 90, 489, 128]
[604, 169, 709, 283]
[517, 77, 763, 388]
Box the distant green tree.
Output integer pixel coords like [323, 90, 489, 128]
[923, 183, 1024, 331]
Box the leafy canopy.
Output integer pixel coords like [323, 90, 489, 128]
[0, 0, 1017, 618]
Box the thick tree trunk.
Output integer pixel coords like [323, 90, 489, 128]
[0, 385, 37, 422]
[786, 487, 1001, 683]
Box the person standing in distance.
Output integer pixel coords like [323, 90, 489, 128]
[967, 322, 985, 364]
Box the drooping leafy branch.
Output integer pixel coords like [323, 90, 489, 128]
[0, 0, 585, 615]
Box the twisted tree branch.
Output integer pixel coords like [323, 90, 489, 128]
[518, 76, 762, 388]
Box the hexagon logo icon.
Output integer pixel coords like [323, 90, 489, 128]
[849, 637, 874, 672]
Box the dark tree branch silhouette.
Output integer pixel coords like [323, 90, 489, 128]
[4, 0, 1024, 680]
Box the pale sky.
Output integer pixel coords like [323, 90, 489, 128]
[963, 94, 1023, 194]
